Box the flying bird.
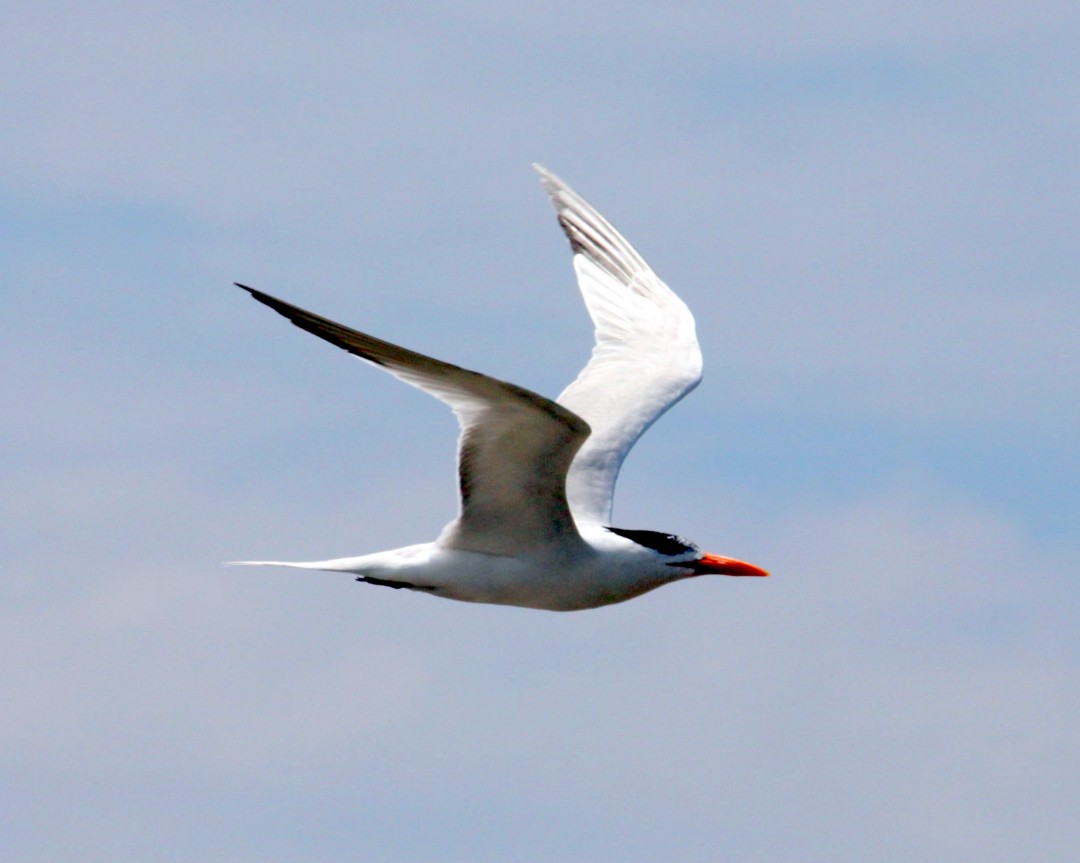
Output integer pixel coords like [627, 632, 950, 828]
[233, 165, 768, 610]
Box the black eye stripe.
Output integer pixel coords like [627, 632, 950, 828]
[605, 527, 698, 557]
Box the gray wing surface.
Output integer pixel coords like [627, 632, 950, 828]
[238, 284, 590, 556]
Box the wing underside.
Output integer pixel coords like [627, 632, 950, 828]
[534, 166, 703, 526]
[238, 284, 590, 556]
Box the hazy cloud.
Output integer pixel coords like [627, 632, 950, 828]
[3, 2, 1077, 860]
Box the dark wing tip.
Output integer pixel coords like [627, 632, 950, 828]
[234, 282, 305, 322]
[235, 282, 272, 304]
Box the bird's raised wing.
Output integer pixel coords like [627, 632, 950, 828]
[237, 284, 591, 556]
[534, 166, 703, 526]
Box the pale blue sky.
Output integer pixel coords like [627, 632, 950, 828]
[3, 3, 1078, 861]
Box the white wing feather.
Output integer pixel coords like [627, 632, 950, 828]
[534, 166, 702, 526]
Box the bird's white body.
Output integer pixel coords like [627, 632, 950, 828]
[233, 166, 767, 610]
[248, 526, 687, 611]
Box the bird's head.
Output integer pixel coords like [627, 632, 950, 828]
[605, 526, 769, 578]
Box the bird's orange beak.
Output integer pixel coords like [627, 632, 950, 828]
[686, 553, 770, 577]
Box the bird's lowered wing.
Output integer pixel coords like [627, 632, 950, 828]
[237, 284, 591, 556]
[535, 166, 703, 526]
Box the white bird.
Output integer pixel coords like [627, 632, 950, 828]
[233, 165, 768, 610]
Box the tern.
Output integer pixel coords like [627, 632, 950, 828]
[233, 165, 768, 610]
